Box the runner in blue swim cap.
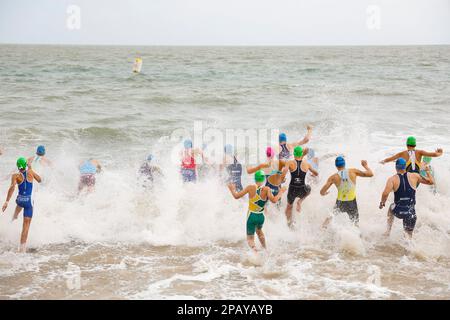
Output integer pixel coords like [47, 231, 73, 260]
[139, 154, 163, 189]
[221, 144, 243, 192]
[278, 125, 313, 160]
[321, 157, 373, 228]
[27, 145, 52, 177]
[379, 157, 434, 239]
[78, 158, 102, 193]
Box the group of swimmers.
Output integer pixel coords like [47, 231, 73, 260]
[0, 146, 103, 252]
[0, 128, 443, 253]
[175, 127, 442, 252]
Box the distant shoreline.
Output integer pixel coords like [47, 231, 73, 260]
[0, 43, 449, 48]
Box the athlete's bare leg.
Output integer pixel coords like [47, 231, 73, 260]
[246, 235, 258, 252]
[384, 208, 395, 237]
[404, 230, 413, 239]
[285, 203, 294, 228]
[12, 205, 22, 221]
[19, 217, 32, 253]
[322, 216, 332, 229]
[255, 228, 266, 249]
[296, 197, 305, 213]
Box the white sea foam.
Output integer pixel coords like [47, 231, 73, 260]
[0, 45, 449, 299]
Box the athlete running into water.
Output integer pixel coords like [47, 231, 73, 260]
[197, 143, 214, 181]
[2, 157, 41, 252]
[78, 159, 101, 193]
[228, 170, 286, 252]
[180, 139, 204, 183]
[221, 144, 243, 191]
[284, 146, 318, 228]
[27, 145, 51, 177]
[305, 149, 339, 185]
[306, 148, 318, 172]
[380, 136, 443, 174]
[320, 157, 373, 227]
[247, 147, 288, 201]
[278, 125, 313, 160]
[139, 154, 163, 189]
[379, 158, 434, 239]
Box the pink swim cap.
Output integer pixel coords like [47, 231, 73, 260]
[266, 147, 275, 158]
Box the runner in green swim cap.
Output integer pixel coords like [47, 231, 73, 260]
[2, 157, 42, 253]
[380, 136, 443, 174]
[284, 146, 318, 228]
[406, 136, 416, 147]
[254, 170, 265, 182]
[293, 146, 303, 158]
[422, 156, 432, 164]
[227, 170, 286, 252]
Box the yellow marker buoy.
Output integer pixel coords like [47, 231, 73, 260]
[132, 57, 142, 73]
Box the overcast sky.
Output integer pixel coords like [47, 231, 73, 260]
[0, 0, 449, 45]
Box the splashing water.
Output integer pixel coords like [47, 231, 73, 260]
[0, 45, 449, 299]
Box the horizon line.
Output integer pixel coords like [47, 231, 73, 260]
[1, 42, 450, 47]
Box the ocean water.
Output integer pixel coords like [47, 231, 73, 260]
[0, 45, 449, 299]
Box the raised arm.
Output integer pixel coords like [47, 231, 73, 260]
[193, 148, 210, 165]
[193, 148, 204, 157]
[308, 163, 319, 177]
[2, 174, 18, 212]
[42, 157, 53, 167]
[419, 148, 443, 158]
[320, 175, 334, 196]
[291, 125, 313, 147]
[380, 152, 403, 164]
[202, 150, 211, 165]
[92, 160, 102, 173]
[27, 157, 34, 169]
[280, 165, 289, 181]
[319, 153, 339, 161]
[354, 160, 373, 177]
[31, 170, 42, 183]
[379, 178, 394, 209]
[246, 162, 269, 174]
[228, 184, 250, 199]
[154, 166, 164, 177]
